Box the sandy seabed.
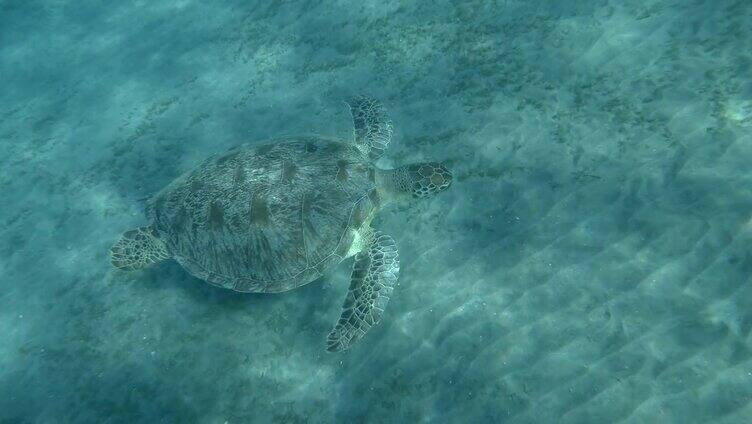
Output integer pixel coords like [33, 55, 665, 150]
[1, 0, 751, 422]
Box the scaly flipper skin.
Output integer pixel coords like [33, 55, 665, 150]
[110, 226, 170, 270]
[346, 95, 393, 161]
[327, 231, 399, 352]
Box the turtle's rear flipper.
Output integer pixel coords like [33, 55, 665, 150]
[327, 231, 399, 352]
[110, 226, 170, 270]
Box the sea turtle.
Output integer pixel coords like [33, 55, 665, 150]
[109, 96, 452, 351]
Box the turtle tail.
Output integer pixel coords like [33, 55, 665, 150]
[110, 226, 170, 270]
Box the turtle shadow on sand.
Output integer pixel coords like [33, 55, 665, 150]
[142, 259, 340, 332]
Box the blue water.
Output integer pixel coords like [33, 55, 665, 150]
[2, 0, 751, 422]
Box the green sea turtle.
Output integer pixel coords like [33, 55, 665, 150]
[109, 96, 452, 351]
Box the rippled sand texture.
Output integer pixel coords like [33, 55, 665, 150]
[2, 0, 751, 422]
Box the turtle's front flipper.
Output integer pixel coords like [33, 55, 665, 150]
[110, 226, 170, 270]
[327, 231, 399, 352]
[345, 96, 393, 161]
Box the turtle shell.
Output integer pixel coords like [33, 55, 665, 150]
[147, 136, 380, 293]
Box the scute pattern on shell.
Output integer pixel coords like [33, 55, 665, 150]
[147, 136, 377, 292]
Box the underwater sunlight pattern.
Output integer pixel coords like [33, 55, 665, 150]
[1, 0, 751, 422]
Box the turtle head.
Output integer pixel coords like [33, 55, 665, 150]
[378, 162, 452, 202]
